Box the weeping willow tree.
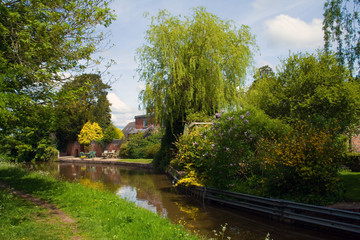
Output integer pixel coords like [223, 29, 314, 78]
[136, 7, 256, 169]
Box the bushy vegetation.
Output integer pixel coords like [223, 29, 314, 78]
[260, 121, 346, 204]
[120, 128, 161, 159]
[173, 107, 289, 189]
[102, 124, 125, 143]
[174, 110, 348, 204]
[0, 1, 115, 162]
[172, 52, 359, 205]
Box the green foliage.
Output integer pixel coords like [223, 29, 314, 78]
[246, 51, 360, 132]
[343, 152, 360, 172]
[0, 0, 115, 86]
[78, 121, 103, 150]
[0, 0, 115, 162]
[0, 100, 57, 162]
[185, 112, 213, 123]
[120, 130, 162, 159]
[173, 107, 290, 190]
[102, 123, 125, 143]
[34, 139, 58, 162]
[55, 74, 112, 150]
[137, 7, 256, 169]
[323, 0, 360, 77]
[260, 120, 346, 204]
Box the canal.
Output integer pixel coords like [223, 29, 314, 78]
[28, 161, 351, 240]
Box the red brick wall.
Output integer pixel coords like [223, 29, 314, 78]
[135, 118, 144, 129]
[61, 140, 124, 157]
[60, 141, 82, 157]
[352, 135, 360, 152]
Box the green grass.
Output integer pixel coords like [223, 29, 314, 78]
[0, 188, 79, 240]
[117, 159, 153, 164]
[339, 171, 360, 201]
[0, 162, 198, 240]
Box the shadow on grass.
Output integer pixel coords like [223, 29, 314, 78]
[340, 172, 360, 201]
[0, 166, 62, 196]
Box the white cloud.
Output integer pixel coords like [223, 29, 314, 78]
[265, 14, 323, 49]
[108, 92, 132, 113]
[107, 92, 144, 129]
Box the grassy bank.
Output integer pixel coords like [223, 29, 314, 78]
[0, 162, 198, 240]
[117, 159, 153, 164]
[340, 170, 360, 201]
[0, 187, 80, 240]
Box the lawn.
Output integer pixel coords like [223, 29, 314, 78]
[339, 171, 360, 201]
[117, 159, 153, 164]
[0, 188, 83, 240]
[0, 162, 198, 240]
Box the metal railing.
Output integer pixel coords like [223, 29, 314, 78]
[169, 170, 360, 236]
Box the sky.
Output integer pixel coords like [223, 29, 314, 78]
[96, 0, 325, 129]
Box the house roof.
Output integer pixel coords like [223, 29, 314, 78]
[122, 122, 135, 137]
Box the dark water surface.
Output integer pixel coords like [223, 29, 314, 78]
[28, 162, 351, 240]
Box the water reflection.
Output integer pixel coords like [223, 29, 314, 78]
[28, 162, 355, 240]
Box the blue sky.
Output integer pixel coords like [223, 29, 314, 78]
[98, 0, 325, 129]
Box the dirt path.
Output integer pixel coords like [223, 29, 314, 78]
[0, 182, 82, 240]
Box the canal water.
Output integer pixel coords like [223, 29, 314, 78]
[28, 162, 351, 240]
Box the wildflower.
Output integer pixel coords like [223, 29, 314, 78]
[244, 119, 249, 124]
[215, 112, 221, 118]
[193, 142, 198, 147]
[244, 132, 247, 136]
[240, 115, 244, 119]
[225, 147, 229, 152]
[211, 144, 215, 149]
[246, 111, 250, 116]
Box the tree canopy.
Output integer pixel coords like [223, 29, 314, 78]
[136, 7, 256, 168]
[102, 124, 125, 143]
[0, 0, 115, 161]
[137, 7, 255, 127]
[246, 51, 360, 131]
[323, 0, 360, 78]
[55, 74, 112, 150]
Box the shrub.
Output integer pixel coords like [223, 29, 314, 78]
[119, 129, 162, 159]
[102, 124, 124, 143]
[173, 106, 290, 189]
[260, 120, 346, 204]
[34, 139, 58, 162]
[145, 143, 161, 159]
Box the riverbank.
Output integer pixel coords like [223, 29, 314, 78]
[58, 156, 153, 169]
[0, 162, 198, 240]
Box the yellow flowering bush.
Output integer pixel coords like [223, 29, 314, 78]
[171, 124, 214, 185]
[261, 120, 346, 204]
[78, 121, 103, 150]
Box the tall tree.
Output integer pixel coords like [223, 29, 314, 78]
[0, 0, 115, 161]
[55, 74, 111, 150]
[136, 7, 256, 168]
[323, 0, 360, 78]
[246, 51, 360, 132]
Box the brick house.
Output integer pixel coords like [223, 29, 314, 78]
[122, 114, 157, 138]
